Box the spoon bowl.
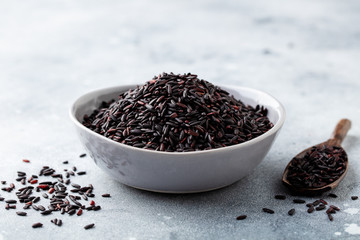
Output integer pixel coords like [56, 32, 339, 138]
[282, 119, 351, 194]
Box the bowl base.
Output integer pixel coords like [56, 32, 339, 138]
[121, 181, 239, 194]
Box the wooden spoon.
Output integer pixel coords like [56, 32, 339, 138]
[282, 119, 351, 194]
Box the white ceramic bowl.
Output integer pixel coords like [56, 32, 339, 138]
[70, 85, 285, 193]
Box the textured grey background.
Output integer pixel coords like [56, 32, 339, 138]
[0, 0, 359, 239]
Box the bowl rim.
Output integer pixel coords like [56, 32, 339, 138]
[69, 84, 286, 155]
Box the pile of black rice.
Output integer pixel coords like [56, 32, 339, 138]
[82, 73, 274, 152]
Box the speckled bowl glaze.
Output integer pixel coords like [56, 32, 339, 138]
[70, 85, 285, 193]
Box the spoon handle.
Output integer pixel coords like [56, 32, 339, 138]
[328, 119, 352, 146]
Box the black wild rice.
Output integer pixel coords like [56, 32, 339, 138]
[351, 196, 358, 200]
[262, 208, 274, 214]
[32, 205, 39, 211]
[77, 209, 83, 216]
[288, 209, 295, 216]
[93, 206, 101, 211]
[17, 171, 26, 176]
[84, 223, 95, 230]
[40, 210, 52, 215]
[68, 209, 76, 215]
[37, 205, 46, 211]
[51, 218, 58, 225]
[307, 206, 314, 213]
[82, 73, 273, 152]
[286, 145, 347, 188]
[71, 183, 81, 189]
[51, 218, 63, 226]
[320, 199, 328, 205]
[316, 205, 326, 211]
[328, 193, 338, 198]
[16, 211, 27, 216]
[236, 215, 247, 220]
[274, 195, 286, 200]
[32, 222, 43, 228]
[293, 199, 306, 204]
[0, 154, 109, 231]
[326, 207, 336, 214]
[331, 205, 340, 211]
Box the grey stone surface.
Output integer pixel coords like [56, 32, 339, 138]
[0, 0, 359, 239]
